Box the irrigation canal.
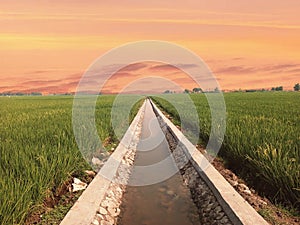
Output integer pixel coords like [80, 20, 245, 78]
[61, 99, 268, 225]
[117, 100, 200, 225]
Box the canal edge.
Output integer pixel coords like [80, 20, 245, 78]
[60, 100, 147, 225]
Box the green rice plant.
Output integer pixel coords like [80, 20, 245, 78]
[0, 95, 143, 225]
[151, 92, 300, 208]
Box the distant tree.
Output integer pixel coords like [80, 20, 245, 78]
[271, 86, 283, 91]
[214, 87, 220, 93]
[31, 92, 42, 96]
[192, 87, 202, 93]
[294, 83, 300, 91]
[183, 89, 190, 94]
[163, 90, 171, 94]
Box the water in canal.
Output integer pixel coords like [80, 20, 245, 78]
[117, 100, 200, 225]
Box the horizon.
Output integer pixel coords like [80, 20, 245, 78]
[0, 86, 295, 96]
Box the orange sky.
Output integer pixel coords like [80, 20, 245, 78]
[1, 0, 300, 94]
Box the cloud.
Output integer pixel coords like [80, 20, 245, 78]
[0, 85, 27, 93]
[21, 79, 62, 86]
[148, 63, 197, 72]
[23, 85, 69, 93]
[173, 76, 215, 84]
[263, 63, 300, 71]
[26, 70, 61, 75]
[69, 63, 144, 83]
[215, 66, 256, 74]
[65, 72, 83, 81]
[215, 63, 300, 75]
[0, 71, 84, 94]
[2, 60, 299, 94]
[174, 63, 198, 69]
[149, 64, 178, 71]
[288, 68, 300, 73]
[109, 72, 140, 80]
[231, 57, 244, 61]
[119, 62, 148, 72]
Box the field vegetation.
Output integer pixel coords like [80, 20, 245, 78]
[0, 95, 142, 225]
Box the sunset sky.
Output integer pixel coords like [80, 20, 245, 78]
[1, 0, 300, 94]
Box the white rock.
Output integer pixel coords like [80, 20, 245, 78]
[99, 207, 108, 215]
[72, 178, 87, 192]
[116, 208, 121, 216]
[85, 170, 96, 176]
[167, 190, 174, 196]
[101, 200, 110, 207]
[105, 197, 112, 201]
[229, 180, 238, 187]
[243, 189, 252, 195]
[96, 213, 104, 220]
[238, 183, 248, 190]
[92, 157, 103, 166]
[107, 206, 115, 215]
[109, 190, 114, 196]
[260, 200, 267, 205]
[92, 219, 100, 225]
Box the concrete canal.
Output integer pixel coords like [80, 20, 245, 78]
[117, 100, 200, 225]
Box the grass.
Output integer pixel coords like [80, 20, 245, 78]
[37, 191, 83, 225]
[151, 92, 300, 209]
[0, 95, 143, 225]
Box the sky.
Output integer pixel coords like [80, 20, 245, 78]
[1, 0, 300, 94]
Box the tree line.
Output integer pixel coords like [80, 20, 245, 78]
[164, 83, 300, 94]
[0, 92, 42, 96]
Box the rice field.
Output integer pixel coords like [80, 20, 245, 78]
[0, 95, 143, 225]
[151, 92, 300, 208]
[0, 92, 299, 224]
